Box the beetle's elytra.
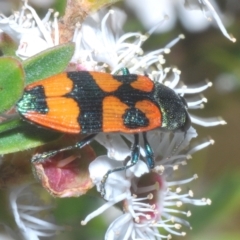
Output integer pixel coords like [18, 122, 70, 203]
[17, 70, 190, 133]
[17, 69, 191, 196]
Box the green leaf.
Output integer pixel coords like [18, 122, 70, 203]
[191, 232, 240, 240]
[0, 57, 24, 113]
[0, 118, 23, 133]
[23, 42, 75, 84]
[0, 122, 62, 154]
[87, 0, 121, 11]
[0, 33, 18, 56]
[54, 0, 67, 15]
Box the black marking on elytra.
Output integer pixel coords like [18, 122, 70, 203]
[49, 71, 189, 133]
[66, 72, 161, 133]
[66, 71, 164, 133]
[66, 71, 105, 134]
[17, 85, 48, 115]
[113, 83, 158, 108]
[123, 107, 149, 129]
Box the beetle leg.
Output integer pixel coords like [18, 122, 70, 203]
[142, 132, 155, 169]
[120, 67, 130, 75]
[100, 134, 140, 197]
[114, 67, 130, 75]
[31, 133, 97, 163]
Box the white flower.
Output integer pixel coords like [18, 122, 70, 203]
[0, 1, 59, 59]
[83, 128, 213, 239]
[72, 8, 127, 70]
[3, 183, 64, 240]
[125, 0, 236, 42]
[89, 154, 149, 200]
[72, 8, 149, 71]
[104, 173, 210, 240]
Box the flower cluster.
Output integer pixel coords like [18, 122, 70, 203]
[0, 181, 63, 240]
[126, 0, 236, 42]
[0, 0, 231, 239]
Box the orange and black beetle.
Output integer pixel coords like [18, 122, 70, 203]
[17, 68, 191, 195]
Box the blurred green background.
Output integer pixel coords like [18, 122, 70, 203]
[1, 0, 240, 239]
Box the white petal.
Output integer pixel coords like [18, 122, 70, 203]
[89, 156, 131, 200]
[16, 34, 48, 59]
[126, 159, 149, 178]
[80, 9, 126, 68]
[95, 133, 130, 161]
[147, 127, 197, 159]
[177, 1, 210, 32]
[105, 213, 133, 240]
[0, 20, 38, 43]
[125, 0, 177, 33]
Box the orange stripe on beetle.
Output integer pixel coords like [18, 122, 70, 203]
[90, 72, 122, 92]
[135, 100, 162, 130]
[24, 97, 81, 133]
[130, 76, 154, 92]
[102, 96, 129, 132]
[26, 73, 73, 97]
